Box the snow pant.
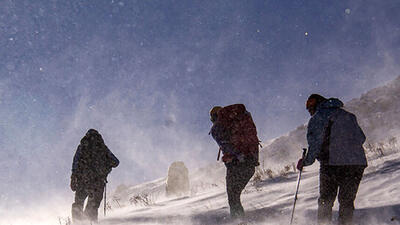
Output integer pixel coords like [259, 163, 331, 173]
[318, 165, 365, 225]
[72, 182, 105, 223]
[225, 161, 255, 219]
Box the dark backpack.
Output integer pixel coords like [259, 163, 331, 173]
[75, 142, 113, 179]
[217, 104, 260, 162]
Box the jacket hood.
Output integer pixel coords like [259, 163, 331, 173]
[318, 98, 344, 109]
[80, 129, 104, 147]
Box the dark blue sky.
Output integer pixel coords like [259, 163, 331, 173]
[0, 0, 399, 212]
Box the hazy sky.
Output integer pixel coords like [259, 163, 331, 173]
[0, 0, 399, 214]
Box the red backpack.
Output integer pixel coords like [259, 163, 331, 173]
[217, 104, 260, 157]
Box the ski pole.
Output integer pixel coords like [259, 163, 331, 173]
[290, 148, 307, 225]
[104, 179, 108, 217]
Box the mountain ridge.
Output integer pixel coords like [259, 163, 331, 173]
[260, 75, 400, 169]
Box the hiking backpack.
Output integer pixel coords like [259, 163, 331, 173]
[217, 104, 261, 159]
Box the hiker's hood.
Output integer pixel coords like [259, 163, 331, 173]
[318, 98, 344, 109]
[80, 129, 104, 147]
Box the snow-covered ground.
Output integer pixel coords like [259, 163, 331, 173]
[99, 151, 400, 225]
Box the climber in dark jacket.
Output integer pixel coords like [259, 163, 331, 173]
[209, 106, 258, 219]
[70, 129, 119, 223]
[297, 94, 367, 225]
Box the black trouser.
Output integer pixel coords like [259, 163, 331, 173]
[318, 165, 365, 225]
[225, 161, 255, 219]
[72, 182, 105, 222]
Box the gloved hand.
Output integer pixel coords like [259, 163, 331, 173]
[70, 174, 78, 192]
[296, 158, 304, 171]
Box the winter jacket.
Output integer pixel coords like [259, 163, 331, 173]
[303, 98, 367, 166]
[210, 122, 241, 162]
[71, 130, 119, 188]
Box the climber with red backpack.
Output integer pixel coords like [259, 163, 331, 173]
[209, 104, 260, 219]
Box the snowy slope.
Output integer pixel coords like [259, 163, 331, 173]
[101, 152, 400, 225]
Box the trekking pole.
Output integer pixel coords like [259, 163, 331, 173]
[290, 148, 307, 225]
[104, 179, 108, 217]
